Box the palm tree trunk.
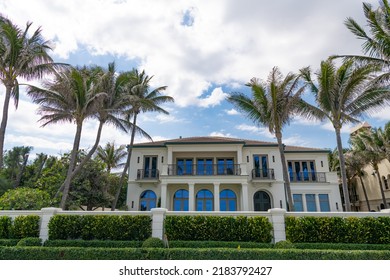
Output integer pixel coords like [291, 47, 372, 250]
[375, 167, 387, 209]
[275, 131, 294, 211]
[111, 114, 137, 211]
[55, 120, 104, 197]
[59, 122, 83, 209]
[14, 153, 29, 188]
[0, 85, 12, 169]
[335, 127, 351, 211]
[358, 175, 371, 211]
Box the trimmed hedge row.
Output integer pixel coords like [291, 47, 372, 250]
[286, 216, 390, 244]
[44, 239, 142, 248]
[1, 247, 390, 260]
[0, 215, 40, 239]
[165, 216, 273, 242]
[48, 215, 151, 240]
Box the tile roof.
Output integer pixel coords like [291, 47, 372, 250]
[133, 136, 330, 153]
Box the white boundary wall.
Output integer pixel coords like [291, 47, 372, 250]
[1, 208, 389, 243]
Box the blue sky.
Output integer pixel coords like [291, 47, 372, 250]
[0, 0, 388, 158]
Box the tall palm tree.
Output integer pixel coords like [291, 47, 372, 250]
[227, 67, 310, 211]
[111, 69, 173, 210]
[335, 0, 390, 67]
[345, 151, 371, 211]
[351, 127, 388, 209]
[300, 59, 390, 211]
[3, 145, 33, 188]
[96, 142, 127, 173]
[27, 67, 105, 209]
[0, 16, 63, 168]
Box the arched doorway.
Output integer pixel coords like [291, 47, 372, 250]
[254, 191, 271, 211]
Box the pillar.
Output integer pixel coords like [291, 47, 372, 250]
[39, 207, 62, 242]
[151, 208, 167, 240]
[241, 183, 249, 211]
[188, 183, 195, 211]
[214, 183, 220, 211]
[268, 208, 287, 243]
[160, 183, 167, 208]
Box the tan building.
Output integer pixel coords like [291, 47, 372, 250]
[126, 136, 342, 212]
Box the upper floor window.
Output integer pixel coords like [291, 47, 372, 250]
[139, 190, 157, 211]
[305, 194, 317, 212]
[197, 159, 213, 175]
[196, 189, 213, 211]
[253, 155, 269, 178]
[143, 156, 158, 178]
[220, 189, 237, 211]
[319, 194, 330, 212]
[177, 158, 193, 175]
[173, 189, 189, 211]
[217, 158, 234, 175]
[293, 194, 304, 212]
[288, 160, 316, 182]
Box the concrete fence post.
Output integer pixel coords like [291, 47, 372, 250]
[39, 207, 62, 242]
[268, 208, 287, 243]
[151, 208, 167, 240]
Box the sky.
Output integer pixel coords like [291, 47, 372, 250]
[0, 0, 389, 159]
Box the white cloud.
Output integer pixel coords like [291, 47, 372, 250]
[371, 107, 390, 121]
[283, 135, 310, 147]
[225, 108, 240, 116]
[320, 121, 355, 134]
[198, 87, 228, 108]
[209, 131, 235, 138]
[235, 124, 274, 139]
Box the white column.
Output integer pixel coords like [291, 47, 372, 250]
[188, 183, 195, 211]
[39, 207, 62, 242]
[241, 183, 249, 211]
[268, 208, 287, 243]
[302, 194, 307, 212]
[315, 194, 321, 212]
[160, 183, 167, 209]
[214, 183, 220, 211]
[151, 208, 167, 240]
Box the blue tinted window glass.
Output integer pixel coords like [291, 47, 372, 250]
[293, 194, 303, 212]
[319, 194, 330, 212]
[306, 194, 317, 212]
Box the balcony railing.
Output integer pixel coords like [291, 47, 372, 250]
[252, 168, 275, 180]
[167, 164, 241, 176]
[137, 169, 160, 180]
[289, 171, 326, 183]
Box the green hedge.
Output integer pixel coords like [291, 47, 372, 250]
[48, 215, 152, 240]
[0, 239, 19, 246]
[165, 216, 273, 242]
[0, 215, 40, 239]
[44, 239, 142, 248]
[1, 247, 390, 260]
[169, 240, 274, 249]
[286, 216, 390, 244]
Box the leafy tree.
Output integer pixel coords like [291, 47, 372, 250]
[27, 67, 105, 209]
[0, 15, 63, 168]
[112, 69, 173, 210]
[3, 146, 33, 188]
[300, 59, 390, 211]
[227, 67, 309, 211]
[0, 187, 52, 210]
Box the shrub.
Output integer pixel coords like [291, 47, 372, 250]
[165, 216, 272, 242]
[44, 239, 142, 248]
[142, 237, 165, 248]
[0, 216, 12, 238]
[48, 215, 151, 240]
[0, 187, 52, 210]
[12, 215, 40, 239]
[16, 237, 42, 247]
[274, 240, 295, 249]
[169, 241, 274, 249]
[0, 239, 19, 246]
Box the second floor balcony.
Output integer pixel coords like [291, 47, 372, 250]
[289, 171, 326, 183]
[167, 164, 241, 176]
[137, 169, 160, 181]
[251, 168, 275, 180]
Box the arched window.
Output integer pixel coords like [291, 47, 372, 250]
[139, 190, 157, 211]
[196, 189, 213, 211]
[220, 189, 237, 211]
[253, 191, 271, 211]
[173, 189, 189, 211]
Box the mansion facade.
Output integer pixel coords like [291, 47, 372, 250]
[126, 136, 342, 212]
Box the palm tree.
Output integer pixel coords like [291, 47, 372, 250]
[345, 151, 371, 211]
[300, 59, 390, 211]
[3, 145, 33, 188]
[335, 0, 390, 67]
[96, 142, 127, 173]
[0, 16, 63, 168]
[351, 127, 388, 209]
[227, 67, 310, 211]
[27, 67, 105, 209]
[111, 69, 173, 210]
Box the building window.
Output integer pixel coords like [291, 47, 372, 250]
[253, 191, 271, 211]
[319, 194, 330, 212]
[177, 159, 193, 175]
[197, 159, 213, 175]
[143, 156, 158, 178]
[305, 194, 317, 212]
[196, 189, 214, 211]
[220, 189, 237, 211]
[139, 190, 157, 211]
[253, 155, 269, 178]
[383, 176, 389, 190]
[293, 194, 303, 212]
[217, 158, 234, 175]
[173, 189, 189, 211]
[288, 160, 316, 182]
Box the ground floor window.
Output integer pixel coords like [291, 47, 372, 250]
[139, 190, 156, 211]
[196, 189, 213, 211]
[254, 191, 271, 211]
[293, 194, 303, 211]
[305, 194, 317, 212]
[319, 194, 330, 212]
[220, 189, 237, 211]
[173, 189, 189, 211]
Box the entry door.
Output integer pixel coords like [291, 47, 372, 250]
[254, 191, 271, 211]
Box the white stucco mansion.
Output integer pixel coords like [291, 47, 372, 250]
[126, 136, 342, 212]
